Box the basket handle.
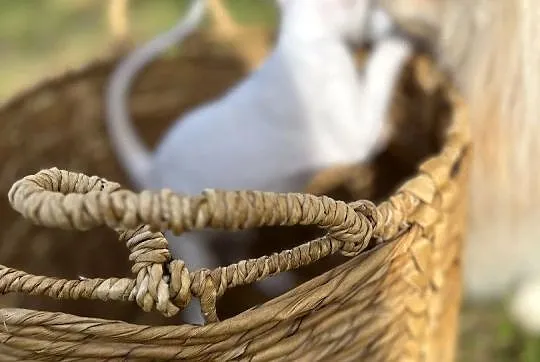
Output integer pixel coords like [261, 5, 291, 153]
[207, 0, 243, 37]
[6, 168, 378, 324]
[107, 0, 247, 49]
[107, 0, 131, 52]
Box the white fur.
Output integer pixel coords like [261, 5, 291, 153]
[106, 0, 412, 324]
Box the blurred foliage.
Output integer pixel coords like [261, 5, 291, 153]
[0, 0, 277, 100]
[0, 1, 539, 361]
[459, 301, 540, 361]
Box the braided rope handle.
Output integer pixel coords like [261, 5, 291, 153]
[5, 168, 379, 324]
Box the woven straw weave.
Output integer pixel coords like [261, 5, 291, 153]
[0, 1, 470, 360]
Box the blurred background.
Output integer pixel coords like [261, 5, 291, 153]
[0, 0, 539, 361]
[0, 0, 276, 101]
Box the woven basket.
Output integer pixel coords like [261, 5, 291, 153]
[0, 1, 470, 360]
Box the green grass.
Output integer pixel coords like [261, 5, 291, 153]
[460, 302, 540, 361]
[0, 0, 277, 100]
[0, 1, 538, 360]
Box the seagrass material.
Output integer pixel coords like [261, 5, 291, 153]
[0, 1, 470, 361]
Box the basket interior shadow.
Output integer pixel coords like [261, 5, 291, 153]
[0, 27, 454, 327]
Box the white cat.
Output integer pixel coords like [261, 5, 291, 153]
[106, 0, 412, 324]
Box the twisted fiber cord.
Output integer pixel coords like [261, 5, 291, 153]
[6, 168, 378, 322]
[0, 62, 470, 359]
[0, 243, 399, 360]
[0, 310, 380, 360]
[0, 102, 469, 358]
[0, 240, 397, 335]
[0, 253, 406, 361]
[0, 240, 395, 339]
[0, 96, 468, 324]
